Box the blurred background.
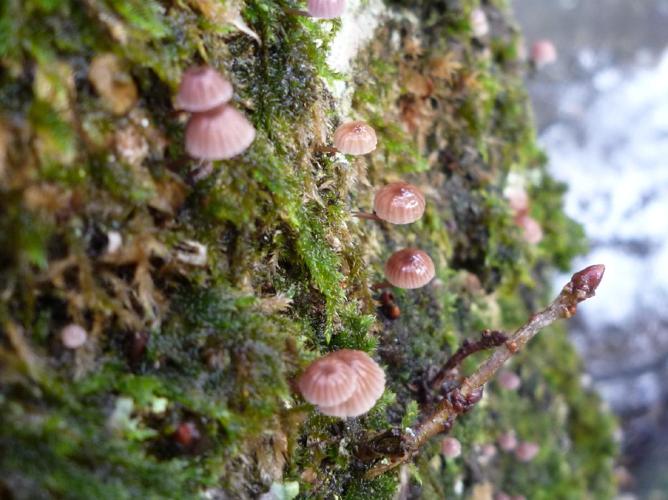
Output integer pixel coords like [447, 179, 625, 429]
[513, 0, 668, 497]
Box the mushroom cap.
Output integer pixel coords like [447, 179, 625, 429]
[441, 437, 462, 458]
[318, 350, 385, 417]
[61, 324, 87, 349]
[373, 182, 426, 224]
[185, 105, 256, 160]
[505, 186, 529, 216]
[498, 431, 518, 452]
[298, 355, 358, 407]
[497, 370, 521, 391]
[307, 0, 346, 19]
[531, 40, 558, 67]
[333, 121, 377, 155]
[175, 66, 234, 113]
[384, 248, 435, 289]
[470, 8, 490, 38]
[516, 215, 543, 245]
[515, 441, 540, 462]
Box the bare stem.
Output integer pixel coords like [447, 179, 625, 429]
[313, 145, 338, 154]
[364, 264, 605, 478]
[353, 211, 383, 222]
[429, 329, 508, 390]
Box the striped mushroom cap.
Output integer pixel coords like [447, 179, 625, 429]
[373, 182, 426, 225]
[298, 354, 358, 407]
[384, 248, 435, 289]
[515, 442, 540, 462]
[333, 121, 377, 155]
[318, 350, 385, 418]
[497, 370, 521, 391]
[307, 0, 346, 19]
[185, 105, 255, 160]
[441, 437, 462, 459]
[61, 324, 87, 349]
[175, 66, 233, 113]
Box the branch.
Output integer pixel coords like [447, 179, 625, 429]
[363, 264, 605, 478]
[429, 329, 509, 390]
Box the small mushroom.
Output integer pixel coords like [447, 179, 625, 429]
[175, 66, 233, 113]
[298, 355, 359, 407]
[497, 370, 521, 391]
[498, 430, 518, 452]
[441, 437, 462, 459]
[373, 182, 425, 224]
[318, 350, 385, 418]
[531, 40, 558, 68]
[384, 248, 435, 289]
[333, 121, 377, 155]
[516, 215, 543, 245]
[185, 105, 255, 160]
[515, 441, 540, 462]
[307, 0, 346, 19]
[470, 8, 490, 38]
[61, 324, 87, 349]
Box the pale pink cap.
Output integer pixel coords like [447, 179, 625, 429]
[531, 40, 558, 67]
[495, 493, 511, 500]
[470, 8, 490, 38]
[515, 441, 540, 462]
[298, 354, 358, 407]
[333, 121, 377, 155]
[498, 430, 518, 452]
[61, 324, 87, 349]
[384, 248, 435, 289]
[185, 105, 256, 160]
[175, 66, 233, 113]
[498, 370, 521, 391]
[373, 182, 426, 225]
[505, 186, 529, 216]
[441, 437, 462, 458]
[318, 350, 385, 417]
[307, 0, 346, 19]
[516, 215, 543, 245]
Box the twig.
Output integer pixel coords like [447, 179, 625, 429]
[363, 264, 605, 478]
[429, 329, 508, 390]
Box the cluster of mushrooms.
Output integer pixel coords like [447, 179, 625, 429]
[298, 122, 438, 417]
[175, 66, 256, 161]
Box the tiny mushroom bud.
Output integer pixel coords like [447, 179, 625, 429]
[175, 66, 233, 113]
[333, 121, 377, 155]
[384, 248, 435, 289]
[498, 370, 521, 391]
[531, 40, 558, 67]
[185, 105, 255, 160]
[307, 0, 346, 19]
[318, 350, 385, 418]
[495, 493, 511, 500]
[516, 214, 543, 245]
[515, 441, 540, 462]
[498, 430, 518, 452]
[61, 324, 87, 349]
[505, 186, 529, 217]
[470, 8, 490, 38]
[298, 353, 359, 408]
[174, 421, 201, 447]
[441, 437, 462, 459]
[373, 182, 426, 225]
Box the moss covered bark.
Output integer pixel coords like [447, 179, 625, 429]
[0, 0, 616, 498]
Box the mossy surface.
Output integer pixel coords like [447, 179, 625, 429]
[0, 0, 616, 498]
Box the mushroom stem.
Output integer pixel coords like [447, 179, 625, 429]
[371, 280, 392, 290]
[284, 7, 311, 17]
[352, 211, 383, 222]
[314, 145, 339, 154]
